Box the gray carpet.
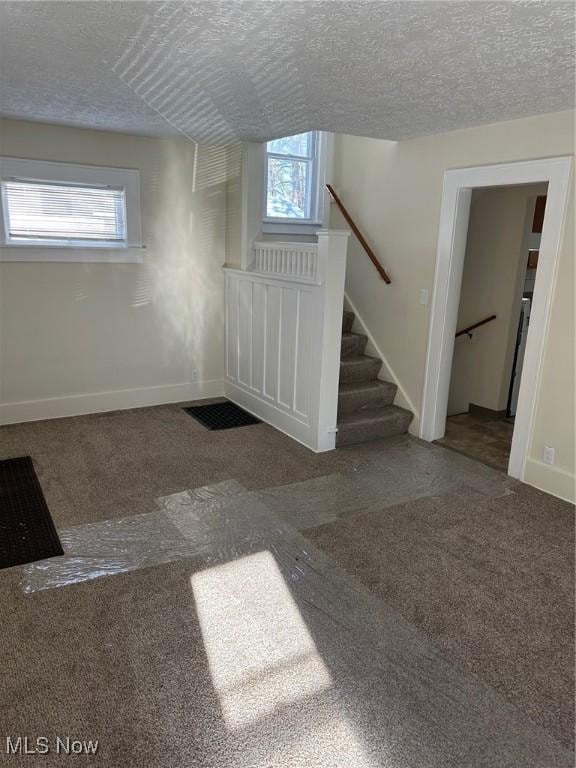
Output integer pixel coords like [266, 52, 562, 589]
[0, 402, 375, 527]
[306, 485, 575, 749]
[0, 403, 573, 766]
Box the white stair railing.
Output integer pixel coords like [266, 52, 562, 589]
[224, 230, 350, 452]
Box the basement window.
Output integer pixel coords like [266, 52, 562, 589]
[0, 157, 142, 262]
[263, 131, 331, 234]
[2, 180, 127, 247]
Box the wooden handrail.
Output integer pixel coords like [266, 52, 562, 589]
[326, 184, 391, 283]
[456, 314, 497, 338]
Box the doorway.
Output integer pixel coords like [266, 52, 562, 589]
[420, 157, 572, 481]
[435, 185, 547, 472]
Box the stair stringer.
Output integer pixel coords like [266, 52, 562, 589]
[343, 291, 419, 432]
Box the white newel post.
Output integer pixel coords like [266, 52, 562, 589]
[314, 229, 351, 450]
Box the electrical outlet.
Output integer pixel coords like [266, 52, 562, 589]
[543, 446, 555, 465]
[190, 368, 199, 382]
[420, 289, 429, 305]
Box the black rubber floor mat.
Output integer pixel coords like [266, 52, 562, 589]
[184, 401, 261, 430]
[0, 456, 64, 569]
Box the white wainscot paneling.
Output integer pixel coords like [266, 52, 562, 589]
[224, 230, 350, 452]
[226, 273, 315, 425]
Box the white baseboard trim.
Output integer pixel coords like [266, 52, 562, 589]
[523, 457, 575, 504]
[0, 379, 224, 426]
[344, 291, 419, 422]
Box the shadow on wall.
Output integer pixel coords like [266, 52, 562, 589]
[107, 1, 247, 388]
[137, 140, 241, 386]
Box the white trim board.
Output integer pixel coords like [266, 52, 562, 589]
[0, 379, 224, 425]
[524, 458, 575, 504]
[0, 247, 144, 263]
[420, 156, 573, 484]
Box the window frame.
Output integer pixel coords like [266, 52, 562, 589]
[0, 157, 143, 263]
[262, 131, 331, 234]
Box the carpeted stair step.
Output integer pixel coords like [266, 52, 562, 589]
[342, 310, 355, 333]
[340, 355, 381, 384]
[336, 405, 413, 446]
[338, 380, 397, 415]
[341, 332, 368, 358]
[337, 308, 414, 447]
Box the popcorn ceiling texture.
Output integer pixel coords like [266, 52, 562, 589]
[0, 0, 574, 143]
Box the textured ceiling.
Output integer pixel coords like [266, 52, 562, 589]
[0, 1, 574, 143]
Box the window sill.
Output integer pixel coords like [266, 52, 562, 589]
[263, 221, 324, 236]
[0, 246, 145, 264]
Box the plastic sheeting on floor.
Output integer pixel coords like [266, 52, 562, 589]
[20, 442, 518, 594]
[15, 456, 572, 766]
[20, 480, 248, 592]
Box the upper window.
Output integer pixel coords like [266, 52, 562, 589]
[1, 180, 127, 248]
[265, 131, 327, 225]
[0, 157, 142, 261]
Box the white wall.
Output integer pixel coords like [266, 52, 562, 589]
[0, 118, 231, 423]
[225, 144, 242, 267]
[332, 110, 575, 501]
[448, 184, 547, 416]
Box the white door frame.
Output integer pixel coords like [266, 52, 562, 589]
[420, 156, 572, 480]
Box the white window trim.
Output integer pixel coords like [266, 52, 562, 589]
[262, 132, 333, 235]
[0, 157, 143, 263]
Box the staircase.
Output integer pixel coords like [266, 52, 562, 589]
[337, 310, 413, 446]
